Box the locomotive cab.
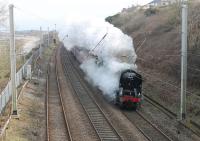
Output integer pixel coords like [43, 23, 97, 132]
[116, 69, 142, 109]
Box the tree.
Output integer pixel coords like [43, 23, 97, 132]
[0, 3, 7, 28]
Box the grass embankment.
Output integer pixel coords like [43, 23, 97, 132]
[106, 1, 200, 122]
[0, 39, 29, 91]
[3, 42, 57, 141]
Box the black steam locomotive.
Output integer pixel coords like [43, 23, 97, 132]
[115, 69, 142, 109]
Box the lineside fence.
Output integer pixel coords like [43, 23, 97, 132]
[0, 46, 40, 114]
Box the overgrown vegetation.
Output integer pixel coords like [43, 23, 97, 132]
[0, 39, 27, 90]
[0, 3, 7, 27]
[106, 0, 200, 121]
[144, 8, 158, 17]
[105, 14, 120, 23]
[106, 1, 200, 87]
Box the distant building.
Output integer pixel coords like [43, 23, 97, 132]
[142, 0, 177, 9]
[121, 6, 136, 13]
[141, 5, 150, 10]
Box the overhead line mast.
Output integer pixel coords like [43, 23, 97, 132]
[180, 0, 188, 121]
[9, 4, 18, 117]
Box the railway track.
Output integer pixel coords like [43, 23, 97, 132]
[60, 46, 123, 141]
[123, 110, 173, 141]
[144, 94, 177, 119]
[190, 120, 200, 134]
[60, 46, 174, 141]
[144, 94, 200, 138]
[65, 48, 174, 140]
[59, 46, 200, 141]
[46, 48, 72, 141]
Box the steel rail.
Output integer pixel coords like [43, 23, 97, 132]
[61, 46, 123, 141]
[46, 63, 50, 141]
[62, 47, 165, 141]
[144, 94, 200, 138]
[136, 110, 173, 141]
[46, 48, 72, 141]
[55, 47, 73, 141]
[144, 94, 177, 119]
[122, 110, 173, 141]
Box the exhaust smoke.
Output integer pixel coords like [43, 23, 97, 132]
[60, 19, 137, 99]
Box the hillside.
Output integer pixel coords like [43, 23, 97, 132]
[106, 1, 200, 121]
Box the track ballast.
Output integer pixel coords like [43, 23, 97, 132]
[61, 46, 123, 141]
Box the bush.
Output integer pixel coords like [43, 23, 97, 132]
[144, 8, 158, 17]
[105, 14, 120, 23]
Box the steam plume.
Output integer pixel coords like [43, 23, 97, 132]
[60, 19, 137, 99]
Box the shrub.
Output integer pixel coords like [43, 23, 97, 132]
[144, 8, 158, 17]
[105, 14, 120, 23]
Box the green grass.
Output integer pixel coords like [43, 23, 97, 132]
[0, 39, 27, 89]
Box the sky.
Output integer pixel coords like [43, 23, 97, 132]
[2, 0, 152, 30]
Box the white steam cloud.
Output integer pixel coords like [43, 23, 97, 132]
[60, 19, 137, 99]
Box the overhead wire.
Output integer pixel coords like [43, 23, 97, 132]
[129, 71, 182, 98]
[89, 32, 108, 53]
[147, 53, 200, 58]
[142, 83, 180, 100]
[135, 56, 199, 95]
[187, 52, 200, 57]
[136, 56, 200, 73]
[9, 5, 200, 96]
[137, 69, 195, 95]
[135, 33, 147, 53]
[119, 66, 189, 97]
[13, 5, 65, 33]
[14, 6, 50, 25]
[13, 5, 110, 33]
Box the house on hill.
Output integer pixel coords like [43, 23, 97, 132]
[142, 0, 177, 9]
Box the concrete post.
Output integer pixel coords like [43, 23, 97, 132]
[180, 1, 188, 120]
[48, 27, 50, 47]
[39, 26, 42, 58]
[9, 4, 17, 116]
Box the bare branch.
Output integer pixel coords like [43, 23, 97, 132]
[0, 3, 8, 28]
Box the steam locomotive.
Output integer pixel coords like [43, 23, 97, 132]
[71, 47, 142, 109]
[115, 69, 142, 109]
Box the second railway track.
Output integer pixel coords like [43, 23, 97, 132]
[123, 110, 173, 141]
[61, 46, 123, 141]
[60, 46, 172, 141]
[46, 48, 72, 141]
[144, 94, 200, 138]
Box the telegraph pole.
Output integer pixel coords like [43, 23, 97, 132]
[54, 24, 56, 39]
[180, 0, 188, 120]
[39, 26, 42, 58]
[9, 4, 17, 116]
[48, 27, 50, 47]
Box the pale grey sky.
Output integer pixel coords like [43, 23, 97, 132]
[3, 0, 152, 30]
